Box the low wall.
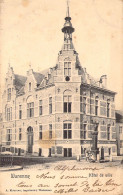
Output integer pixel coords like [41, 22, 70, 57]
[0, 155, 76, 166]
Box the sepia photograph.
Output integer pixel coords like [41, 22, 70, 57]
[0, 0, 123, 194]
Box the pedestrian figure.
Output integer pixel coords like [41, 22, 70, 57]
[86, 151, 89, 161]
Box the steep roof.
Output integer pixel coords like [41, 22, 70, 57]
[116, 110, 123, 123]
[33, 72, 45, 85]
[14, 74, 27, 91]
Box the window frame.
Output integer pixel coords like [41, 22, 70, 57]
[39, 100, 43, 116]
[19, 105, 22, 119]
[27, 102, 34, 118]
[39, 125, 42, 140]
[64, 62, 71, 76]
[107, 126, 110, 140]
[19, 128, 22, 141]
[49, 124, 52, 139]
[7, 88, 11, 101]
[63, 95, 72, 113]
[63, 123, 72, 139]
[49, 97, 52, 114]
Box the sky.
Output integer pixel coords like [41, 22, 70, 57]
[0, 0, 123, 111]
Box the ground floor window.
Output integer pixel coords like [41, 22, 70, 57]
[108, 148, 111, 155]
[81, 147, 86, 155]
[64, 148, 72, 157]
[39, 148, 42, 156]
[49, 148, 51, 157]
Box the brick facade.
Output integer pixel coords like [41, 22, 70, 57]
[0, 4, 117, 158]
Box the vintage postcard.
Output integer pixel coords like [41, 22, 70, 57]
[0, 0, 123, 194]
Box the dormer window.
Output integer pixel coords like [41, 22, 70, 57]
[7, 88, 11, 101]
[64, 62, 71, 76]
[29, 82, 31, 91]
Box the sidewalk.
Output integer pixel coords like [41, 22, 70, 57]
[0, 166, 23, 172]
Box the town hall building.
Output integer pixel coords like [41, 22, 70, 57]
[0, 3, 117, 158]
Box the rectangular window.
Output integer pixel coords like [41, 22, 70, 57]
[7, 129, 12, 145]
[64, 96, 72, 113]
[107, 126, 110, 140]
[64, 148, 72, 157]
[27, 102, 34, 117]
[63, 123, 72, 139]
[119, 126, 122, 134]
[7, 88, 11, 101]
[29, 82, 31, 91]
[80, 96, 86, 114]
[19, 128, 22, 140]
[7, 107, 12, 121]
[39, 125, 42, 140]
[49, 97, 52, 114]
[64, 62, 71, 76]
[80, 124, 86, 139]
[39, 100, 43, 115]
[49, 124, 52, 139]
[95, 100, 98, 116]
[81, 147, 86, 155]
[19, 105, 22, 119]
[107, 103, 110, 117]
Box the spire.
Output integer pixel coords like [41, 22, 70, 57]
[66, 0, 70, 17]
[62, 0, 74, 41]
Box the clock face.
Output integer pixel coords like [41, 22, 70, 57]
[65, 76, 70, 81]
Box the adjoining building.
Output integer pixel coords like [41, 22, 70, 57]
[0, 3, 117, 158]
[116, 110, 123, 156]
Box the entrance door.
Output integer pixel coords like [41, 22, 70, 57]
[49, 148, 51, 157]
[64, 148, 67, 157]
[101, 147, 104, 160]
[108, 148, 111, 155]
[68, 148, 72, 157]
[27, 127, 33, 153]
[39, 148, 42, 156]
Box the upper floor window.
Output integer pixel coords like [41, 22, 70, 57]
[95, 99, 98, 116]
[7, 88, 11, 101]
[29, 82, 31, 91]
[64, 95, 72, 113]
[107, 126, 110, 140]
[80, 124, 87, 139]
[7, 107, 12, 121]
[119, 126, 122, 134]
[39, 125, 42, 140]
[49, 97, 52, 114]
[27, 102, 34, 117]
[64, 62, 71, 76]
[19, 105, 22, 119]
[80, 96, 86, 114]
[19, 128, 22, 140]
[39, 100, 43, 115]
[49, 124, 52, 139]
[63, 123, 72, 139]
[107, 101, 110, 117]
[7, 129, 12, 144]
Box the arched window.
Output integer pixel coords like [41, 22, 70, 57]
[63, 90, 72, 113]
